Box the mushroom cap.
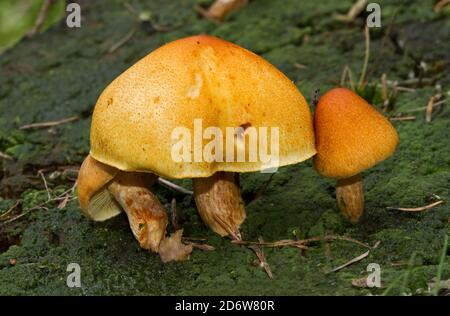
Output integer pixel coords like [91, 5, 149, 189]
[314, 88, 399, 179]
[90, 35, 315, 179]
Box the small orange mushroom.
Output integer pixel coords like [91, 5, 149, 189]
[314, 88, 399, 223]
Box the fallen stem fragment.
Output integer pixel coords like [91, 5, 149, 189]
[400, 99, 447, 113]
[358, 26, 370, 89]
[38, 170, 51, 201]
[0, 200, 21, 220]
[335, 0, 368, 23]
[250, 173, 275, 203]
[248, 237, 273, 279]
[170, 198, 179, 230]
[182, 236, 207, 242]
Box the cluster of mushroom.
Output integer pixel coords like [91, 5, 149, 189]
[76, 35, 398, 262]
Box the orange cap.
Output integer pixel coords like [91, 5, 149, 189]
[314, 88, 399, 179]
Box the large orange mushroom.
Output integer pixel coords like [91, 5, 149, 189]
[77, 35, 315, 261]
[314, 87, 399, 223]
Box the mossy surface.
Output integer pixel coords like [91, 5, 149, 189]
[0, 0, 449, 295]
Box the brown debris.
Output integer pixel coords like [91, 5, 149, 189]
[159, 229, 193, 263]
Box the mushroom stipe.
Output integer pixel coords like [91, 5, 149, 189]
[193, 172, 245, 239]
[336, 174, 364, 223]
[107, 172, 168, 252]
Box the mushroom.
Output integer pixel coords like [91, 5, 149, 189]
[313, 87, 399, 223]
[77, 156, 192, 261]
[78, 35, 315, 256]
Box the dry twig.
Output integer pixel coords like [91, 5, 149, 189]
[335, 0, 368, 23]
[389, 115, 416, 121]
[0, 200, 21, 220]
[232, 235, 371, 249]
[20, 116, 79, 130]
[381, 73, 390, 111]
[170, 198, 179, 230]
[0, 182, 77, 227]
[426, 93, 443, 122]
[340, 65, 356, 91]
[185, 242, 215, 251]
[57, 193, 71, 210]
[27, 0, 54, 37]
[294, 63, 308, 70]
[327, 241, 380, 273]
[0, 151, 13, 160]
[157, 178, 193, 195]
[386, 200, 444, 212]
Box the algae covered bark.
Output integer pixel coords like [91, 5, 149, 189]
[0, 0, 449, 295]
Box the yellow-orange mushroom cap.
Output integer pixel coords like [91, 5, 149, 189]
[90, 35, 316, 179]
[314, 88, 399, 179]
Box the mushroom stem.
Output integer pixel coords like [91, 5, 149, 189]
[107, 172, 168, 252]
[336, 173, 364, 223]
[193, 172, 246, 239]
